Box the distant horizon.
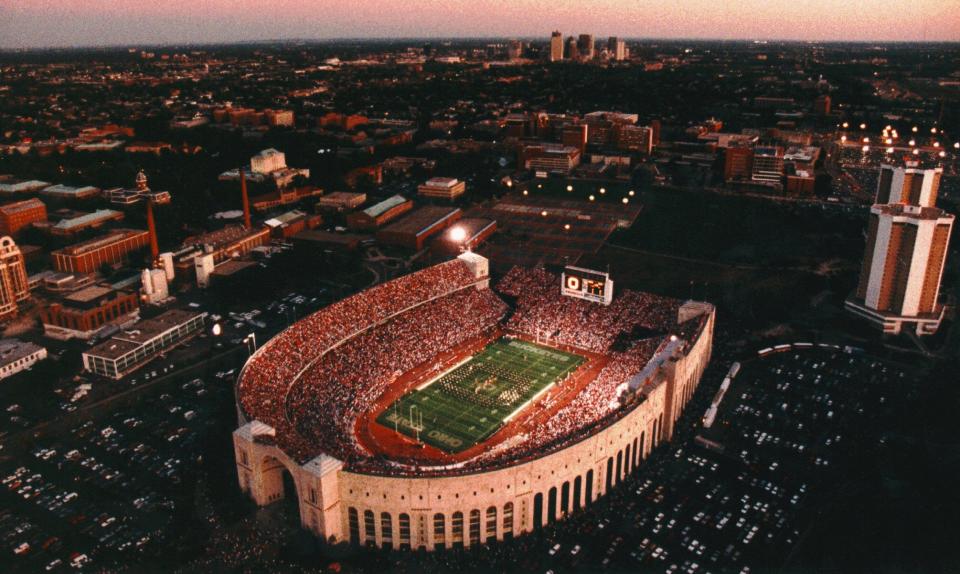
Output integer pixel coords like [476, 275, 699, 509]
[2, 0, 958, 50]
[3, 36, 960, 54]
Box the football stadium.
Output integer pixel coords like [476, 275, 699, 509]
[234, 252, 715, 550]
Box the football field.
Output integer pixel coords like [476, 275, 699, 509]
[376, 338, 585, 453]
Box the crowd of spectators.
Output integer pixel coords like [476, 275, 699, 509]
[498, 266, 681, 353]
[238, 259, 485, 460]
[239, 261, 702, 474]
[286, 287, 508, 463]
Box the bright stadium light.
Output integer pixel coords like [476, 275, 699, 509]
[859, 123, 866, 130]
[913, 148, 921, 155]
[589, 195, 595, 201]
[211, 323, 222, 337]
[449, 226, 467, 243]
[862, 145, 870, 152]
[622, 197, 629, 204]
[841, 135, 847, 142]
[955, 142, 960, 149]
[564, 223, 571, 231]
[886, 147, 894, 154]
[842, 122, 849, 129]
[912, 126, 918, 133]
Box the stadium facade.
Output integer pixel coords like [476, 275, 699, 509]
[233, 252, 714, 549]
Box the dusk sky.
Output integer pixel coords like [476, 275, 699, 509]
[1, 0, 958, 49]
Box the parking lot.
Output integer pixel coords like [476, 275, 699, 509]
[524, 344, 915, 574]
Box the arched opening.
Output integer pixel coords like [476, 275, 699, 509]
[433, 513, 446, 550]
[585, 469, 594, 505]
[486, 506, 497, 540]
[547, 487, 557, 524]
[605, 457, 614, 492]
[452, 511, 464, 546]
[363, 510, 376, 545]
[533, 493, 544, 530]
[348, 507, 360, 545]
[640, 432, 646, 460]
[573, 476, 582, 511]
[260, 456, 302, 527]
[503, 502, 514, 538]
[632, 437, 639, 467]
[469, 509, 481, 545]
[399, 513, 411, 549]
[625, 443, 632, 475]
[560, 481, 570, 515]
[615, 450, 623, 484]
[380, 512, 393, 549]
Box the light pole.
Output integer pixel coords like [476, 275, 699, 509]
[243, 333, 257, 356]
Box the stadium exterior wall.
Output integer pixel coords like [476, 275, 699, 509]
[233, 302, 713, 550]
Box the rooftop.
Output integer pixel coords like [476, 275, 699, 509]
[86, 309, 205, 360]
[0, 339, 45, 367]
[381, 205, 461, 236]
[363, 194, 409, 218]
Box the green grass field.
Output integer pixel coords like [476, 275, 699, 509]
[376, 338, 585, 453]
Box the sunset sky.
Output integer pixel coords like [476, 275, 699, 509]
[1, 0, 957, 49]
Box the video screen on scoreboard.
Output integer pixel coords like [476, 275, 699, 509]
[561, 267, 613, 305]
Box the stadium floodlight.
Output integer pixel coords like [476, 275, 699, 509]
[211, 323, 222, 337]
[449, 225, 467, 243]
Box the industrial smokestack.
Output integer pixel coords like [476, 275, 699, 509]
[240, 167, 251, 229]
[146, 199, 160, 263]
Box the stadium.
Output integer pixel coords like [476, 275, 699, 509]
[233, 251, 714, 550]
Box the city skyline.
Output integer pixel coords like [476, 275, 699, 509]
[2, 0, 959, 49]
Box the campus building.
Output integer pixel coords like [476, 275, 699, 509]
[846, 164, 954, 335]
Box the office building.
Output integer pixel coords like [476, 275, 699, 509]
[346, 195, 413, 231]
[51, 229, 151, 274]
[0, 198, 47, 236]
[40, 184, 100, 201]
[418, 177, 467, 200]
[724, 146, 754, 181]
[0, 237, 29, 321]
[846, 164, 954, 335]
[376, 206, 463, 250]
[82, 309, 207, 379]
[40, 285, 140, 340]
[521, 144, 582, 173]
[0, 339, 47, 381]
[577, 34, 594, 60]
[751, 147, 784, 186]
[608, 37, 627, 61]
[566, 37, 579, 61]
[47, 209, 124, 236]
[550, 31, 564, 62]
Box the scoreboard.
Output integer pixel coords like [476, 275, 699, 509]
[560, 266, 614, 305]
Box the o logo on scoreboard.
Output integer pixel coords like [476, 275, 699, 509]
[566, 276, 580, 291]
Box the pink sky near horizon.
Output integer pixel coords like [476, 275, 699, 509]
[1, 0, 958, 48]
